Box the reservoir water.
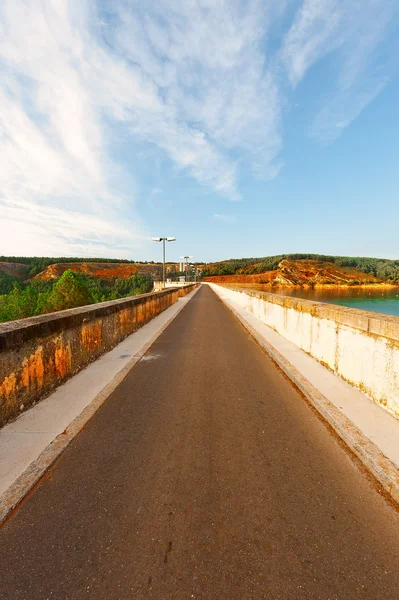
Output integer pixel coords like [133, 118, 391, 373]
[229, 285, 399, 317]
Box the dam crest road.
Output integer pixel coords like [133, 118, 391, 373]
[1, 285, 399, 599]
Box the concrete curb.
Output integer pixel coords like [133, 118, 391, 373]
[218, 294, 399, 505]
[0, 286, 201, 525]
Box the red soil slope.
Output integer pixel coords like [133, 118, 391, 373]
[0, 262, 27, 280]
[33, 262, 165, 281]
[203, 259, 384, 287]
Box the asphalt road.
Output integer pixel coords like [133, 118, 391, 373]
[1, 285, 399, 600]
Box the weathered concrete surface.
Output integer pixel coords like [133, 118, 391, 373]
[210, 283, 399, 503]
[208, 284, 399, 419]
[0, 285, 198, 427]
[1, 285, 399, 600]
[0, 286, 200, 524]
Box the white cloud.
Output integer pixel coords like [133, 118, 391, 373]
[214, 214, 237, 224]
[0, 0, 397, 258]
[0, 195, 148, 258]
[281, 0, 342, 87]
[281, 0, 398, 139]
[0, 0, 147, 256]
[100, 0, 283, 190]
[310, 78, 388, 142]
[0, 0, 286, 257]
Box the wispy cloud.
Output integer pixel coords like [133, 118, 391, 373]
[1, 196, 147, 258]
[0, 0, 397, 257]
[281, 0, 399, 140]
[281, 0, 342, 88]
[214, 214, 237, 225]
[99, 0, 283, 190]
[0, 0, 286, 256]
[0, 1, 144, 255]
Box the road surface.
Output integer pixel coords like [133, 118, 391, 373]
[1, 285, 399, 599]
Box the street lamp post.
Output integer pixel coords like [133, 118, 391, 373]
[152, 237, 176, 289]
[180, 256, 193, 283]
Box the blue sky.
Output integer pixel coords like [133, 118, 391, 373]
[0, 0, 398, 263]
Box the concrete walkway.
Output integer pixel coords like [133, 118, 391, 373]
[0, 287, 199, 507]
[1, 285, 399, 599]
[209, 283, 399, 499]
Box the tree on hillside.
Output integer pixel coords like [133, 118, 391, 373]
[0, 283, 39, 322]
[0, 270, 155, 323]
[47, 270, 95, 312]
[108, 274, 153, 300]
[0, 271, 19, 295]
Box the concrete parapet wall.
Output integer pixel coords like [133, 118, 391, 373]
[0, 285, 198, 427]
[209, 284, 399, 420]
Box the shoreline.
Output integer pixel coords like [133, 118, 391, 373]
[205, 281, 399, 291]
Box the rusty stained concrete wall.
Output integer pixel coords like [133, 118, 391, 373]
[0, 285, 198, 428]
[209, 284, 399, 420]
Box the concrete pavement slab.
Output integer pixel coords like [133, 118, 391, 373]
[210, 283, 399, 502]
[0, 286, 200, 521]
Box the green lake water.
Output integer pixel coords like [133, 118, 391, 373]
[230, 285, 399, 317]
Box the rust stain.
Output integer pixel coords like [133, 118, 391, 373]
[55, 343, 72, 378]
[119, 308, 132, 333]
[0, 288, 197, 426]
[0, 372, 17, 401]
[81, 320, 102, 353]
[137, 303, 145, 325]
[21, 347, 44, 391]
